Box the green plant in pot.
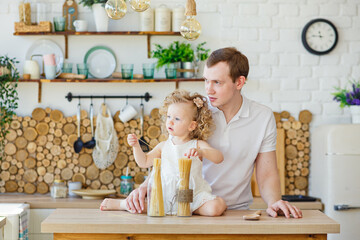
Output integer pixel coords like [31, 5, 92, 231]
[79, 0, 114, 31]
[174, 41, 195, 78]
[332, 79, 360, 123]
[152, 42, 180, 79]
[195, 42, 210, 78]
[79, 0, 107, 7]
[0, 56, 19, 162]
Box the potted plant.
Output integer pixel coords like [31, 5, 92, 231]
[79, 0, 109, 32]
[195, 42, 210, 77]
[174, 41, 195, 78]
[152, 42, 180, 79]
[332, 80, 360, 123]
[0, 56, 19, 162]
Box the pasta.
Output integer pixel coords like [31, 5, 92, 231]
[148, 158, 165, 216]
[177, 158, 192, 217]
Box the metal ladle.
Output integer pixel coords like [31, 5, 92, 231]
[84, 100, 96, 149]
[73, 102, 84, 153]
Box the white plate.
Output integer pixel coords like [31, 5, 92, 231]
[71, 189, 116, 199]
[84, 46, 117, 78]
[25, 39, 64, 74]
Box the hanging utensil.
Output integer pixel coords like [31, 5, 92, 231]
[74, 102, 84, 153]
[84, 99, 96, 149]
[139, 102, 150, 152]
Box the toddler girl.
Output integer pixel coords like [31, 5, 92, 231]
[100, 90, 227, 216]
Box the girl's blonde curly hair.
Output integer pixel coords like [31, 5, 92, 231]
[159, 90, 214, 140]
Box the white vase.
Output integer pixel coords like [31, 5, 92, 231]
[350, 105, 360, 124]
[92, 3, 109, 32]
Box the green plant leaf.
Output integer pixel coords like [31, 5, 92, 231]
[0, 55, 19, 162]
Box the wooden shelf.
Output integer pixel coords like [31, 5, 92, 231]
[14, 31, 181, 58]
[18, 78, 204, 103]
[13, 31, 181, 36]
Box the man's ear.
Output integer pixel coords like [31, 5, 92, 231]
[189, 121, 198, 132]
[235, 76, 246, 90]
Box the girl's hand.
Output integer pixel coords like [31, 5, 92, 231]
[127, 134, 140, 147]
[184, 148, 202, 159]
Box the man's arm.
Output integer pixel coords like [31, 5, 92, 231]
[125, 176, 148, 213]
[255, 151, 302, 218]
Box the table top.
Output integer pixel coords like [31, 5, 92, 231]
[0, 194, 323, 210]
[41, 209, 339, 235]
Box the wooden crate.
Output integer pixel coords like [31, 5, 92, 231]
[14, 21, 52, 33]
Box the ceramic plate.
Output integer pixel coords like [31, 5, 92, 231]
[25, 39, 64, 74]
[84, 46, 117, 78]
[71, 189, 116, 199]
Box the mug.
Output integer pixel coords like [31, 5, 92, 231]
[119, 104, 137, 123]
[44, 65, 61, 79]
[43, 54, 56, 66]
[73, 20, 88, 32]
[68, 181, 82, 197]
[23, 60, 40, 79]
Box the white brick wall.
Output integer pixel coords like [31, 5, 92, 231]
[0, 0, 359, 126]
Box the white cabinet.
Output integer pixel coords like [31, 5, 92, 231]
[29, 209, 55, 240]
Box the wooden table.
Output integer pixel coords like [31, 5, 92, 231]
[41, 209, 339, 240]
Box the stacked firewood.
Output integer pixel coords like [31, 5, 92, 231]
[1, 107, 165, 194]
[274, 110, 312, 195]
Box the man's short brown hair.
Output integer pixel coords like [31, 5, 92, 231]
[206, 47, 249, 83]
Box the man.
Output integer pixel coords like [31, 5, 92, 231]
[125, 47, 302, 218]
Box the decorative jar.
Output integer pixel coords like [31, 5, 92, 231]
[50, 180, 67, 198]
[120, 176, 134, 196]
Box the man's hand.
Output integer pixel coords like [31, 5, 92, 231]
[125, 182, 147, 213]
[266, 200, 302, 218]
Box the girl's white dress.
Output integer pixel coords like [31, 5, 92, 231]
[160, 139, 216, 215]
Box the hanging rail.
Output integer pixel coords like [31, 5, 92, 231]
[65, 92, 152, 102]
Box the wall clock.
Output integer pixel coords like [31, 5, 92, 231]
[301, 18, 338, 55]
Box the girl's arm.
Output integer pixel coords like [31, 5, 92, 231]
[127, 134, 164, 168]
[184, 140, 224, 164]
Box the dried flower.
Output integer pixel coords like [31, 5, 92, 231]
[332, 80, 360, 108]
[193, 97, 204, 108]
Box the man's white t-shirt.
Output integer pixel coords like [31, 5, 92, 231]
[203, 95, 277, 210]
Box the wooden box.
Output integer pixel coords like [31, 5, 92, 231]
[14, 21, 52, 33]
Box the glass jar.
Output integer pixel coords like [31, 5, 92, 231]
[120, 176, 134, 196]
[50, 180, 67, 198]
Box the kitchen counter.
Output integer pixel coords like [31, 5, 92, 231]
[0, 193, 323, 210]
[41, 209, 339, 240]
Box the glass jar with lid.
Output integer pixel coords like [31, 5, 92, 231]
[120, 176, 134, 196]
[50, 180, 67, 198]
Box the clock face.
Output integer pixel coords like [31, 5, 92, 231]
[301, 19, 338, 55]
